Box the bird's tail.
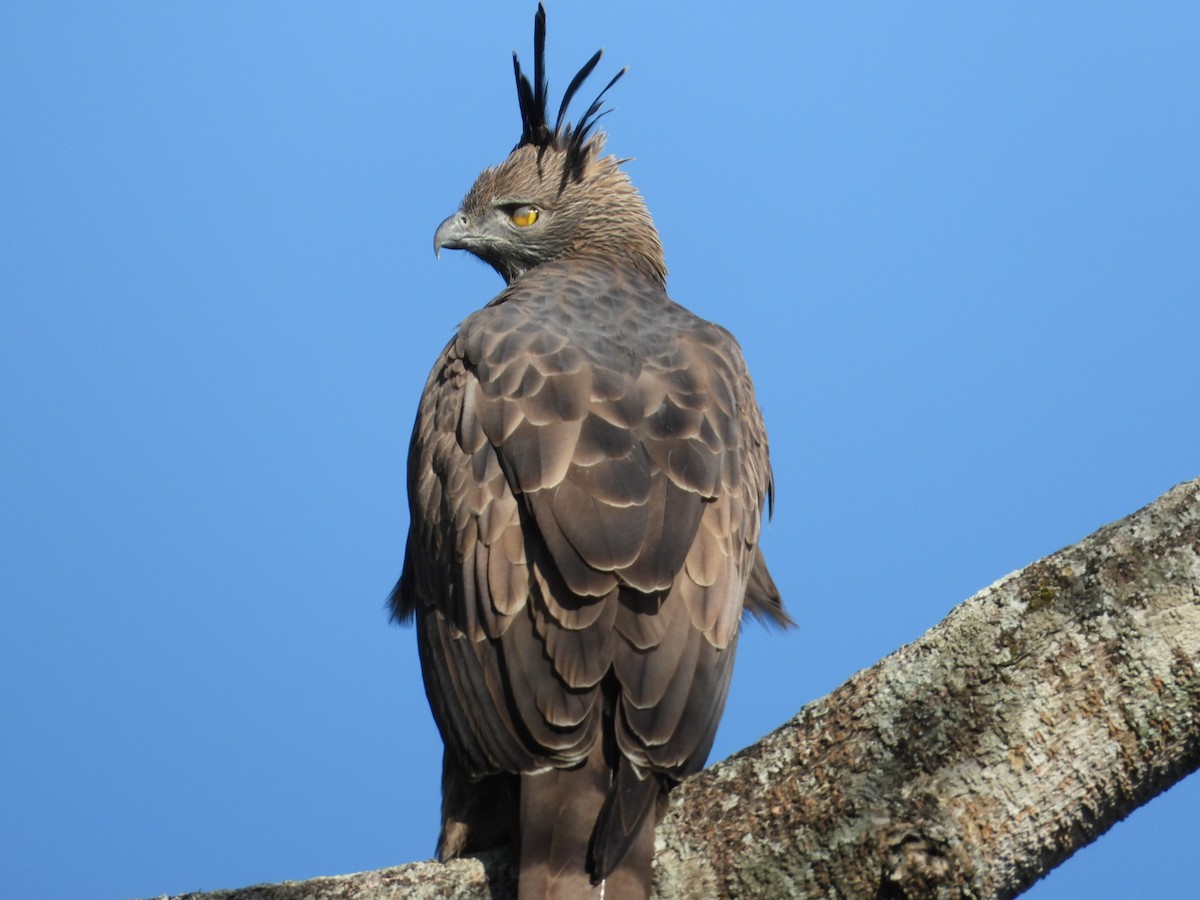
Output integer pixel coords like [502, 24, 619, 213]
[518, 741, 656, 900]
[589, 757, 659, 897]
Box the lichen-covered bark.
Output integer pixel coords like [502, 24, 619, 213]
[658, 476, 1200, 899]
[156, 477, 1200, 900]
[156, 852, 518, 900]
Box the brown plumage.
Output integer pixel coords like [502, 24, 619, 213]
[391, 6, 789, 897]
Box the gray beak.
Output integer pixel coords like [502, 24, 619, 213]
[434, 211, 471, 258]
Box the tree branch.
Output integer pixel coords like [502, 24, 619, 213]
[158, 477, 1200, 900]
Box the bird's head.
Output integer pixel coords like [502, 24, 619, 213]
[434, 4, 666, 286]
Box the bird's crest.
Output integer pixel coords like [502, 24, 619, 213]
[512, 4, 626, 183]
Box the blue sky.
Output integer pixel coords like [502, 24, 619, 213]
[2, 3, 1197, 898]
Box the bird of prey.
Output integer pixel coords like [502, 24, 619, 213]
[391, 6, 788, 897]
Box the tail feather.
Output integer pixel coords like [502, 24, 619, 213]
[588, 760, 659, 886]
[518, 751, 607, 900]
[518, 741, 657, 900]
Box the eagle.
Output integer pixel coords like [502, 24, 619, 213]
[391, 7, 788, 897]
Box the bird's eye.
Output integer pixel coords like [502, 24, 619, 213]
[510, 206, 540, 227]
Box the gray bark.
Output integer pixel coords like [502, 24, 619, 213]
[155, 477, 1200, 900]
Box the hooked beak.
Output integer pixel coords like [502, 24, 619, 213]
[433, 211, 471, 258]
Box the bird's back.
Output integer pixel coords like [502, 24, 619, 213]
[398, 256, 775, 895]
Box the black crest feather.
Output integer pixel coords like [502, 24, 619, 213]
[512, 4, 626, 180]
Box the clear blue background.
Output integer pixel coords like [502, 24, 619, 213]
[2, 3, 1197, 898]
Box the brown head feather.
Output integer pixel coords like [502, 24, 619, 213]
[434, 4, 666, 286]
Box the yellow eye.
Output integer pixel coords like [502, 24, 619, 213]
[510, 206, 540, 227]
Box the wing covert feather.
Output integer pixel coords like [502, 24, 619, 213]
[396, 258, 781, 799]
